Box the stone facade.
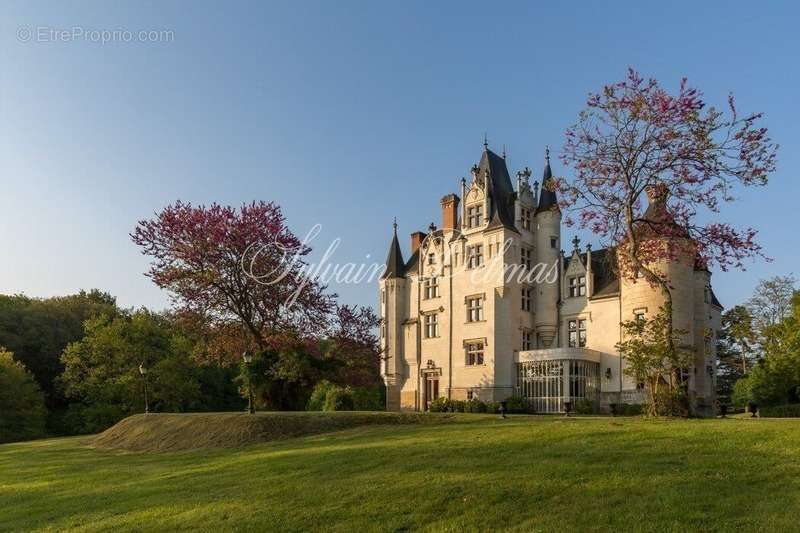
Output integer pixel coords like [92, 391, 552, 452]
[379, 145, 722, 415]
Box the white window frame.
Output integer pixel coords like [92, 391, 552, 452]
[467, 244, 484, 269]
[424, 313, 439, 339]
[568, 276, 586, 297]
[568, 319, 587, 348]
[424, 277, 440, 299]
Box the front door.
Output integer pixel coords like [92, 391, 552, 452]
[425, 376, 439, 410]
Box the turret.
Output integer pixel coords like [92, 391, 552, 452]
[534, 148, 562, 348]
[380, 220, 407, 410]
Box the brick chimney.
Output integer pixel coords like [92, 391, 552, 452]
[440, 194, 460, 231]
[410, 232, 425, 254]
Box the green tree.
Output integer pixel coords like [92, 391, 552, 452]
[0, 290, 117, 411]
[59, 309, 202, 433]
[717, 305, 757, 404]
[746, 275, 797, 355]
[617, 306, 692, 416]
[742, 294, 800, 407]
[0, 348, 47, 443]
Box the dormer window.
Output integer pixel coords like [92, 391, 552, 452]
[427, 253, 436, 265]
[568, 276, 586, 297]
[467, 205, 483, 228]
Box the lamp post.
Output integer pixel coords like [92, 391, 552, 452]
[138, 362, 149, 414]
[243, 351, 255, 414]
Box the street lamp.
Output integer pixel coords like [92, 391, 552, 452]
[242, 351, 255, 414]
[138, 362, 149, 414]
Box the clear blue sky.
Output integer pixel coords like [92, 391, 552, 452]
[2, 1, 798, 312]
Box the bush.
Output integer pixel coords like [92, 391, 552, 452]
[323, 387, 354, 411]
[484, 401, 500, 414]
[0, 349, 47, 443]
[465, 398, 487, 413]
[760, 404, 800, 418]
[428, 397, 451, 412]
[574, 399, 595, 415]
[620, 403, 644, 416]
[351, 385, 385, 411]
[307, 381, 338, 411]
[504, 395, 532, 414]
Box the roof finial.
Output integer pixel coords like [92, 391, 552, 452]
[502, 144, 506, 159]
[392, 217, 397, 233]
[545, 145, 551, 164]
[572, 235, 580, 250]
[483, 132, 488, 150]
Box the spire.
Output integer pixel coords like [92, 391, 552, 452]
[381, 220, 405, 279]
[536, 146, 559, 214]
[483, 132, 489, 150]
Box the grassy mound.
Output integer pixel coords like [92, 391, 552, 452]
[89, 411, 452, 452]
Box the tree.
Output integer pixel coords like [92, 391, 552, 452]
[559, 69, 778, 347]
[0, 290, 117, 411]
[716, 305, 758, 404]
[132, 201, 381, 409]
[617, 307, 692, 416]
[131, 201, 335, 355]
[60, 310, 203, 432]
[0, 348, 47, 443]
[741, 294, 800, 407]
[746, 275, 797, 350]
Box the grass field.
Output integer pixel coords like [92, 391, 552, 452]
[2, 414, 800, 532]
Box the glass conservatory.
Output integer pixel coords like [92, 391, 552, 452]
[515, 348, 601, 413]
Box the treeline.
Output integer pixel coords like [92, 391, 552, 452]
[0, 290, 382, 443]
[717, 275, 800, 413]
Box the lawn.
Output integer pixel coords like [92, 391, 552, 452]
[2, 415, 800, 532]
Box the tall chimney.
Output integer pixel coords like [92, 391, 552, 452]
[440, 194, 460, 231]
[410, 232, 425, 254]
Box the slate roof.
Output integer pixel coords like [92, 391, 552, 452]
[479, 148, 518, 232]
[563, 246, 620, 298]
[381, 225, 406, 279]
[536, 155, 559, 214]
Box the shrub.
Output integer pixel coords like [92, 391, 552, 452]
[351, 385, 385, 411]
[450, 400, 466, 413]
[0, 349, 47, 443]
[428, 397, 451, 412]
[574, 399, 595, 415]
[323, 387, 354, 411]
[484, 401, 500, 414]
[504, 395, 532, 414]
[620, 403, 644, 416]
[760, 404, 800, 418]
[465, 398, 487, 413]
[307, 381, 338, 411]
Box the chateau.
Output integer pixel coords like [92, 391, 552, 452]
[379, 144, 722, 416]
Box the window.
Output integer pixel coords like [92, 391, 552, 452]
[522, 329, 533, 350]
[424, 313, 439, 338]
[424, 277, 439, 299]
[427, 253, 436, 265]
[467, 244, 484, 268]
[381, 323, 386, 338]
[466, 341, 484, 365]
[467, 205, 483, 228]
[521, 208, 532, 231]
[568, 276, 586, 297]
[381, 289, 385, 304]
[466, 296, 484, 322]
[568, 319, 587, 348]
[550, 236, 558, 249]
[466, 390, 474, 400]
[521, 287, 532, 312]
[520, 247, 532, 270]
[634, 308, 647, 323]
